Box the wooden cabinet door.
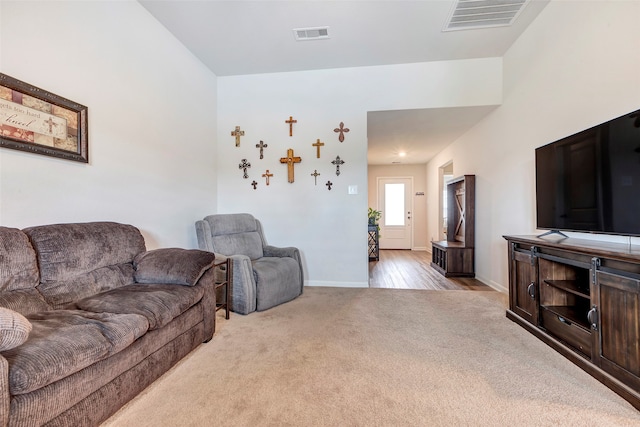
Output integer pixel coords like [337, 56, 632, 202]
[594, 270, 640, 391]
[508, 243, 538, 325]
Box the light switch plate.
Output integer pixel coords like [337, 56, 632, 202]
[348, 185, 358, 195]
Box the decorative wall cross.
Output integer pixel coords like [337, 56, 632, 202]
[239, 158, 251, 179]
[312, 139, 325, 158]
[326, 181, 333, 190]
[279, 148, 302, 183]
[334, 122, 350, 142]
[285, 116, 297, 137]
[331, 155, 345, 176]
[262, 169, 273, 185]
[231, 126, 245, 147]
[256, 140, 268, 159]
[311, 169, 321, 185]
[251, 180, 258, 190]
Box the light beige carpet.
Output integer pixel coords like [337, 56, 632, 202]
[102, 287, 640, 426]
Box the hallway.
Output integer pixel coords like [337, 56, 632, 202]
[369, 249, 490, 290]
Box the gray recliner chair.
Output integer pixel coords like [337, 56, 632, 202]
[195, 213, 303, 314]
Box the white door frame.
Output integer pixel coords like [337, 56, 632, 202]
[376, 176, 414, 250]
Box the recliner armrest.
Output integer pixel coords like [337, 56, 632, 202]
[218, 253, 258, 315]
[263, 245, 299, 259]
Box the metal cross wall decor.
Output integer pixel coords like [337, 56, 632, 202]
[239, 158, 251, 179]
[251, 180, 258, 190]
[311, 169, 321, 185]
[279, 148, 302, 183]
[256, 140, 268, 159]
[326, 181, 333, 190]
[285, 116, 297, 137]
[312, 139, 324, 158]
[334, 122, 350, 142]
[331, 156, 345, 176]
[262, 169, 273, 185]
[231, 126, 244, 147]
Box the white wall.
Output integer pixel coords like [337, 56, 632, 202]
[425, 0, 640, 292]
[0, 1, 218, 249]
[368, 164, 428, 251]
[217, 59, 502, 286]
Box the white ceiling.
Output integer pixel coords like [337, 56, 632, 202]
[140, 0, 549, 164]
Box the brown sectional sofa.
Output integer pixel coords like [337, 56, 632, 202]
[0, 222, 218, 426]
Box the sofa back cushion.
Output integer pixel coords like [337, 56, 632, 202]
[0, 227, 39, 292]
[23, 222, 146, 308]
[204, 214, 264, 260]
[0, 290, 51, 316]
[0, 227, 49, 315]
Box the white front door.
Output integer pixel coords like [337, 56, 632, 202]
[378, 177, 412, 249]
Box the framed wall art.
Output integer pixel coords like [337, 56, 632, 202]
[0, 73, 88, 163]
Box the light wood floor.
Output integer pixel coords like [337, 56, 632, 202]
[369, 249, 490, 291]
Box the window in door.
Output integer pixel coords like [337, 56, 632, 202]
[384, 183, 405, 226]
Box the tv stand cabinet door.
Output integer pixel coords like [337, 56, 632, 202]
[594, 270, 640, 391]
[508, 243, 538, 325]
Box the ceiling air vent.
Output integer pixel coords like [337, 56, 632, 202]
[293, 27, 330, 41]
[443, 0, 530, 31]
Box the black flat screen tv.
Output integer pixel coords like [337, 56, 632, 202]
[535, 109, 640, 237]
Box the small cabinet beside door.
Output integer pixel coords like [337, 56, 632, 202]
[431, 174, 475, 277]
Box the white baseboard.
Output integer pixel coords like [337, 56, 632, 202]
[305, 280, 368, 288]
[412, 246, 428, 251]
[476, 275, 507, 293]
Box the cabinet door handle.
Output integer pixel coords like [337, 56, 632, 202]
[587, 306, 598, 331]
[527, 282, 536, 299]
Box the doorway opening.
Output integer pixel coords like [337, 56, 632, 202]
[438, 161, 454, 241]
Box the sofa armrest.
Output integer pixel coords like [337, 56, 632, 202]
[0, 309, 29, 423]
[134, 248, 216, 286]
[194, 266, 217, 341]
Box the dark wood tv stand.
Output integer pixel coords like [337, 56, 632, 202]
[504, 234, 640, 410]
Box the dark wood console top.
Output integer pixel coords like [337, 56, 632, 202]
[503, 235, 640, 263]
[431, 240, 470, 249]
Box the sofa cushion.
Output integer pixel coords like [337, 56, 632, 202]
[3, 310, 149, 395]
[0, 308, 32, 352]
[134, 248, 216, 286]
[0, 227, 39, 292]
[36, 264, 136, 309]
[76, 283, 205, 330]
[23, 222, 145, 308]
[23, 222, 146, 284]
[0, 289, 51, 316]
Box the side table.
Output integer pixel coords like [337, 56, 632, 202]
[213, 257, 232, 320]
[368, 224, 379, 261]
